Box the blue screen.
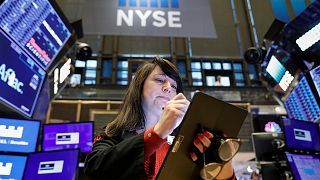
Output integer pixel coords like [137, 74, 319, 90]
[0, 0, 72, 70]
[24, 149, 79, 180]
[282, 118, 320, 151]
[0, 118, 40, 153]
[285, 152, 320, 180]
[284, 76, 320, 121]
[0, 30, 45, 117]
[0, 154, 27, 180]
[310, 65, 320, 98]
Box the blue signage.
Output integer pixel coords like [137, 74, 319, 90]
[118, 0, 179, 8]
[0, 154, 27, 180]
[0, 118, 40, 153]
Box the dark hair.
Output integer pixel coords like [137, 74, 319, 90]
[105, 57, 183, 137]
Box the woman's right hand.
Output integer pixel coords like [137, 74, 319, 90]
[154, 93, 190, 139]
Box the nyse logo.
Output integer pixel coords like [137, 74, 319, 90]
[0, 162, 13, 176]
[0, 125, 24, 138]
[117, 0, 182, 28]
[56, 132, 79, 145]
[38, 160, 64, 174]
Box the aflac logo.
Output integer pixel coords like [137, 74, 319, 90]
[0, 64, 24, 94]
[117, 0, 182, 28]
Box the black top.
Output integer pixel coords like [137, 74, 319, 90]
[84, 133, 147, 180]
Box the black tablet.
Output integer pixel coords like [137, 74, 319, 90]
[157, 91, 248, 180]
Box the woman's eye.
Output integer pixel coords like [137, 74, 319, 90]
[155, 79, 164, 83]
[171, 85, 177, 90]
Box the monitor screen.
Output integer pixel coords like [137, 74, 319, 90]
[42, 122, 93, 153]
[310, 65, 320, 98]
[262, 46, 295, 92]
[0, 118, 41, 153]
[285, 152, 320, 180]
[252, 132, 284, 162]
[23, 149, 79, 180]
[0, 0, 72, 71]
[282, 118, 320, 152]
[284, 76, 320, 122]
[0, 154, 27, 180]
[0, 31, 46, 117]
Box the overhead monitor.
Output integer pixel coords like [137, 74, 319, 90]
[0, 154, 27, 180]
[23, 149, 79, 180]
[310, 65, 320, 98]
[0, 0, 74, 71]
[0, 118, 41, 153]
[284, 76, 320, 122]
[262, 46, 295, 92]
[282, 118, 320, 152]
[0, 30, 46, 117]
[285, 152, 320, 180]
[42, 122, 93, 153]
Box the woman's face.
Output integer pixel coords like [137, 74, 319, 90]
[142, 66, 178, 117]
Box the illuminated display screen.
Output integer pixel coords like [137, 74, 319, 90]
[285, 152, 320, 180]
[284, 76, 320, 122]
[24, 149, 79, 179]
[0, 118, 40, 153]
[266, 55, 286, 83]
[262, 46, 295, 92]
[0, 154, 27, 180]
[310, 65, 320, 98]
[282, 118, 320, 151]
[42, 122, 93, 153]
[0, 0, 72, 70]
[0, 30, 45, 117]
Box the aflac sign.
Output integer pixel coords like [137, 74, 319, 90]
[0, 64, 23, 94]
[82, 0, 217, 38]
[117, 0, 181, 28]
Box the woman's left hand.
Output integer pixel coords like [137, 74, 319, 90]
[190, 131, 214, 161]
[189, 130, 236, 179]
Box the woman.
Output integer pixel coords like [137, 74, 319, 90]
[84, 57, 235, 179]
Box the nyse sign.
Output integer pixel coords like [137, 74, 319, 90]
[82, 0, 217, 38]
[117, 9, 181, 28]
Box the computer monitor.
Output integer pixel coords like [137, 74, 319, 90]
[285, 152, 320, 180]
[42, 122, 93, 153]
[0, 30, 46, 117]
[310, 65, 320, 102]
[0, 0, 74, 72]
[252, 132, 284, 162]
[282, 118, 320, 152]
[0, 118, 41, 153]
[261, 45, 296, 92]
[284, 75, 320, 122]
[0, 154, 27, 180]
[23, 149, 79, 180]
